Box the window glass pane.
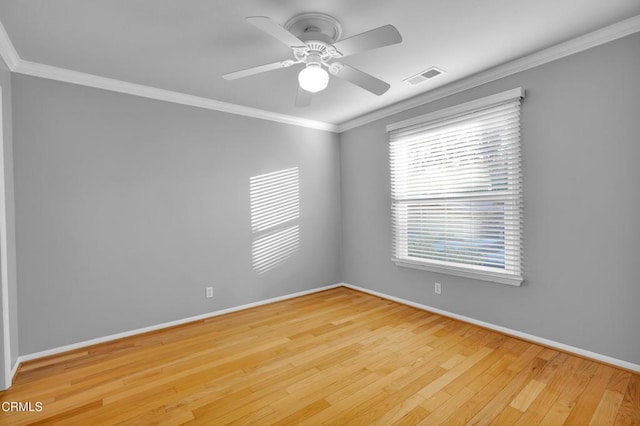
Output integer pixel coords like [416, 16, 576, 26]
[405, 200, 506, 269]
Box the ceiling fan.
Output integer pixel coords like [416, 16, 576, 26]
[223, 13, 402, 107]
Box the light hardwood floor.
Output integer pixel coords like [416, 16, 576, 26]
[1, 287, 638, 425]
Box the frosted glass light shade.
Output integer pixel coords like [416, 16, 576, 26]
[298, 65, 329, 93]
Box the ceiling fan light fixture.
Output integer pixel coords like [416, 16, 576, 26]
[298, 64, 329, 93]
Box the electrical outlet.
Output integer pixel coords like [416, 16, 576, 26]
[435, 282, 441, 295]
[206, 287, 213, 299]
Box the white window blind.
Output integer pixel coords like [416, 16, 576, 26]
[388, 88, 524, 285]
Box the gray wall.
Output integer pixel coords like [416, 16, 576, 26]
[13, 75, 341, 354]
[8, 32, 640, 366]
[340, 33, 640, 365]
[0, 55, 18, 384]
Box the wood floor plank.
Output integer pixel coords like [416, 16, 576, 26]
[564, 363, 616, 424]
[490, 405, 524, 425]
[614, 374, 640, 425]
[589, 389, 625, 426]
[510, 379, 546, 411]
[0, 287, 637, 425]
[271, 399, 329, 426]
[513, 353, 583, 425]
[466, 353, 547, 424]
[441, 344, 546, 425]
[418, 386, 475, 424]
[392, 404, 431, 425]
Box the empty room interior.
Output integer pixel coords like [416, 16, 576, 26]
[0, 1, 639, 424]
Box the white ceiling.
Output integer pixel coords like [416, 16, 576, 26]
[1, 0, 639, 125]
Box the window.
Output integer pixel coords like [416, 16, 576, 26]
[388, 88, 524, 285]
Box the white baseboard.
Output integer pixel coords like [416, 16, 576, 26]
[16, 283, 342, 365]
[341, 283, 640, 373]
[9, 358, 19, 382]
[0, 358, 20, 390]
[13, 281, 639, 381]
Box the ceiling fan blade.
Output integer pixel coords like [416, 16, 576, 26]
[295, 86, 312, 107]
[223, 60, 292, 80]
[334, 64, 390, 95]
[246, 16, 305, 47]
[331, 25, 402, 58]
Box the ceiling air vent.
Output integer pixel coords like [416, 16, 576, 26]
[404, 67, 445, 85]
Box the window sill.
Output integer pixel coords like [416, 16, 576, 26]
[393, 258, 523, 286]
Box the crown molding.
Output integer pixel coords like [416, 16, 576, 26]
[1, 14, 639, 134]
[336, 13, 640, 132]
[12, 60, 338, 132]
[0, 20, 337, 133]
[0, 20, 19, 69]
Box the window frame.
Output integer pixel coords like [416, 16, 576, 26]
[387, 88, 524, 286]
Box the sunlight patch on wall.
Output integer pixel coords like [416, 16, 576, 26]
[250, 167, 300, 232]
[252, 225, 300, 274]
[250, 167, 300, 274]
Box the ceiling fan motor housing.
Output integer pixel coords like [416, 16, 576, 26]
[284, 12, 342, 43]
[288, 13, 344, 66]
[305, 52, 323, 67]
[299, 31, 332, 46]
